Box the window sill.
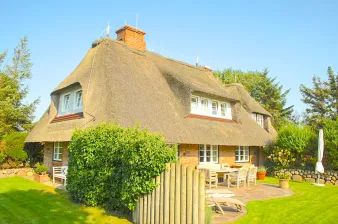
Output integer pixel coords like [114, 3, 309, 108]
[235, 161, 250, 163]
[51, 112, 84, 123]
[187, 114, 236, 123]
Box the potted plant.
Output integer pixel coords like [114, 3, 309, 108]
[278, 173, 291, 189]
[257, 166, 267, 180]
[34, 163, 49, 183]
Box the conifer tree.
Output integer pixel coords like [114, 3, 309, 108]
[300, 66, 338, 127]
[0, 37, 39, 138]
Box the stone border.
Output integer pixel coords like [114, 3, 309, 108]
[0, 168, 34, 178]
[273, 169, 338, 185]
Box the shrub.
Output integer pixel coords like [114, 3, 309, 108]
[277, 122, 316, 156]
[67, 123, 177, 213]
[323, 119, 338, 170]
[24, 142, 44, 166]
[266, 147, 296, 171]
[1, 132, 28, 165]
[35, 163, 49, 175]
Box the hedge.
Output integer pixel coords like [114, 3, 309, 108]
[67, 123, 177, 213]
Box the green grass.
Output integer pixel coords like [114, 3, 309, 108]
[233, 177, 338, 224]
[0, 177, 131, 224]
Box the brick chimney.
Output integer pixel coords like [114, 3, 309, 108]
[115, 25, 146, 52]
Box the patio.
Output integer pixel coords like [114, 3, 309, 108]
[211, 182, 294, 224]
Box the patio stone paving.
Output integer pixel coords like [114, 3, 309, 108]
[211, 183, 294, 224]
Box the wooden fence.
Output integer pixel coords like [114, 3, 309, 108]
[132, 163, 206, 224]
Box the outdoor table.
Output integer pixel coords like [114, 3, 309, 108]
[211, 168, 239, 187]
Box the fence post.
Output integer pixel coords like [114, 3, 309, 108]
[155, 175, 160, 224]
[180, 164, 187, 224]
[139, 196, 144, 224]
[186, 166, 193, 224]
[169, 163, 176, 224]
[192, 170, 199, 224]
[198, 171, 205, 224]
[164, 163, 170, 224]
[144, 194, 148, 224]
[160, 172, 164, 224]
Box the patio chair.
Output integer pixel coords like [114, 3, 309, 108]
[205, 169, 218, 189]
[247, 166, 258, 186]
[53, 166, 68, 186]
[228, 168, 248, 189]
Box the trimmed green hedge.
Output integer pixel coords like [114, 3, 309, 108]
[67, 123, 176, 213]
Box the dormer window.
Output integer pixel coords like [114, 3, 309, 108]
[58, 87, 83, 116]
[251, 113, 264, 128]
[190, 95, 232, 119]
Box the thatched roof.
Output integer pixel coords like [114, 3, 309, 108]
[224, 83, 272, 116]
[26, 39, 274, 146]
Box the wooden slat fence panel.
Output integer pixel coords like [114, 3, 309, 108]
[133, 163, 206, 224]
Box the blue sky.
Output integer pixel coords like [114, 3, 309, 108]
[2, 1, 338, 121]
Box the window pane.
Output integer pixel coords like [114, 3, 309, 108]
[245, 156, 249, 161]
[235, 156, 239, 161]
[63, 94, 70, 111]
[191, 97, 198, 109]
[212, 101, 218, 115]
[206, 156, 210, 162]
[76, 91, 82, 108]
[221, 104, 226, 116]
[200, 156, 204, 162]
[206, 145, 211, 150]
[212, 152, 217, 162]
[199, 150, 204, 157]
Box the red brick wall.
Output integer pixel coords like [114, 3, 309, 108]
[178, 144, 261, 168]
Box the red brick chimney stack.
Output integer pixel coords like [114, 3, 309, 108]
[115, 25, 146, 52]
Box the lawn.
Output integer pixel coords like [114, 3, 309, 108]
[0, 177, 131, 224]
[233, 177, 338, 224]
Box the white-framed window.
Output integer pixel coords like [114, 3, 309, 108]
[190, 95, 232, 119]
[53, 142, 63, 161]
[58, 87, 83, 116]
[199, 144, 218, 164]
[251, 113, 264, 128]
[75, 90, 83, 109]
[63, 94, 71, 112]
[235, 146, 249, 162]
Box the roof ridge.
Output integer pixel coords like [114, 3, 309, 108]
[145, 51, 211, 72]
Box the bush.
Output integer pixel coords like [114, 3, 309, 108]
[24, 142, 44, 166]
[265, 122, 317, 171]
[0, 132, 28, 167]
[67, 123, 177, 213]
[35, 163, 49, 175]
[277, 123, 316, 156]
[323, 119, 338, 170]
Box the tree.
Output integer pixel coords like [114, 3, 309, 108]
[214, 68, 293, 129]
[300, 67, 338, 127]
[0, 37, 39, 138]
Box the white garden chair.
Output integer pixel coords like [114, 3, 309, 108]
[228, 168, 248, 189]
[53, 166, 68, 186]
[247, 166, 258, 186]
